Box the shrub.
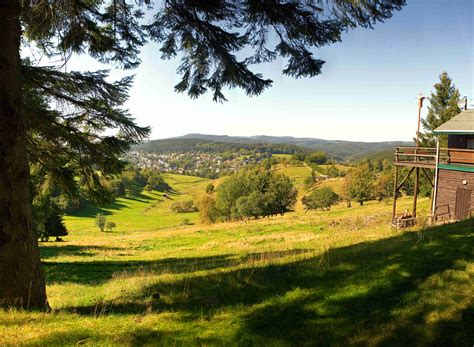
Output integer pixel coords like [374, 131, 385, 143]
[106, 221, 117, 232]
[95, 213, 107, 232]
[171, 200, 198, 213]
[205, 183, 215, 194]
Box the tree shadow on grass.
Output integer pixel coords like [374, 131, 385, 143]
[55, 219, 473, 346]
[68, 200, 129, 218]
[42, 248, 314, 285]
[39, 245, 123, 260]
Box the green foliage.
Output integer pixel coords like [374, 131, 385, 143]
[199, 196, 219, 224]
[171, 200, 198, 213]
[302, 187, 340, 211]
[420, 72, 461, 147]
[205, 183, 215, 194]
[374, 165, 394, 202]
[291, 153, 308, 162]
[348, 161, 376, 205]
[24, 64, 150, 205]
[34, 196, 68, 242]
[305, 151, 328, 165]
[146, 1, 405, 101]
[144, 172, 170, 192]
[136, 138, 310, 155]
[95, 214, 107, 232]
[212, 170, 297, 222]
[304, 169, 318, 189]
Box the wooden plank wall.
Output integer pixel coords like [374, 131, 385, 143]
[436, 169, 474, 214]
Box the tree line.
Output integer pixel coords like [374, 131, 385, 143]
[200, 169, 298, 223]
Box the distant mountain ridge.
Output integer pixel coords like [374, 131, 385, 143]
[174, 134, 411, 160]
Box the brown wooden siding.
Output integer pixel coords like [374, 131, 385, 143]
[435, 169, 474, 217]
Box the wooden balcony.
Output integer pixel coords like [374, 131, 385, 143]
[394, 146, 474, 169]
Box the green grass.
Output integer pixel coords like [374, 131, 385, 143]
[64, 174, 211, 236]
[1, 171, 473, 346]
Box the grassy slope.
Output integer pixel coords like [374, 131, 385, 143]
[64, 174, 211, 235]
[1, 169, 473, 346]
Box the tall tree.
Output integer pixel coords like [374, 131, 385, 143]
[1, 0, 404, 309]
[420, 72, 461, 147]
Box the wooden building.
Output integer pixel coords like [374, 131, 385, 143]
[393, 109, 474, 226]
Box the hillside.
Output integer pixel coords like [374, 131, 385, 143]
[135, 137, 311, 155]
[176, 133, 411, 160]
[3, 167, 472, 345]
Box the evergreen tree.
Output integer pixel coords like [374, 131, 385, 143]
[420, 72, 461, 147]
[1, 0, 404, 309]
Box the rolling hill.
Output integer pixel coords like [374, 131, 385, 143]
[137, 134, 411, 161]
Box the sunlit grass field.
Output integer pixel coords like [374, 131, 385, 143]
[64, 174, 211, 235]
[1, 170, 473, 346]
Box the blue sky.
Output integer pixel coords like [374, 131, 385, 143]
[30, 0, 473, 142]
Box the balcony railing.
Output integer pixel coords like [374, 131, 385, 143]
[394, 146, 474, 168]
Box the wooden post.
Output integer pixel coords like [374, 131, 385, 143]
[412, 94, 425, 220]
[392, 165, 399, 226]
[431, 137, 440, 220]
[413, 167, 419, 218]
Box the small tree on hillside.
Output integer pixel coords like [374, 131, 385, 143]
[302, 187, 340, 211]
[199, 196, 219, 224]
[420, 72, 461, 147]
[374, 166, 394, 202]
[349, 162, 375, 205]
[95, 214, 107, 232]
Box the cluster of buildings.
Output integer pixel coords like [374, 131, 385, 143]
[126, 151, 270, 178]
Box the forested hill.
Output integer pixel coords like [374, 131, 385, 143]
[136, 134, 411, 160]
[134, 138, 311, 155]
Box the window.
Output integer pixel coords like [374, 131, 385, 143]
[467, 139, 474, 149]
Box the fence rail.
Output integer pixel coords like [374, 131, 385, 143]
[394, 146, 474, 167]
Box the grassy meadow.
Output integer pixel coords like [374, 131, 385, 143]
[1, 169, 473, 346]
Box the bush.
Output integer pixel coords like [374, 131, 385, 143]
[302, 187, 340, 211]
[105, 221, 117, 232]
[205, 183, 215, 194]
[171, 200, 198, 213]
[95, 213, 107, 232]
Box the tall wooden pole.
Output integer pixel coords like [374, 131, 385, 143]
[413, 94, 425, 218]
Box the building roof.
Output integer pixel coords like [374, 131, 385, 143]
[434, 109, 474, 134]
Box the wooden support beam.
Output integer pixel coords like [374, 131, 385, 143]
[421, 168, 434, 188]
[392, 166, 399, 225]
[397, 167, 415, 192]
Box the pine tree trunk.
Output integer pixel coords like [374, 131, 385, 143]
[0, 0, 48, 310]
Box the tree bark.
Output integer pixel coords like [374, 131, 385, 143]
[0, 0, 48, 310]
